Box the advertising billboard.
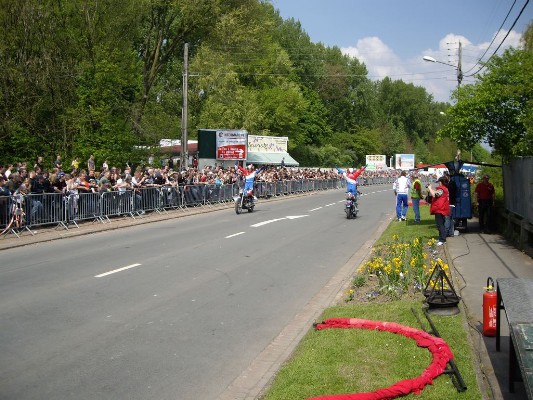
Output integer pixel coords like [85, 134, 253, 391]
[247, 135, 288, 153]
[365, 155, 387, 170]
[216, 130, 247, 160]
[395, 154, 415, 170]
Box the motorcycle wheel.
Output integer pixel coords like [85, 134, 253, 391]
[247, 205, 254, 213]
[235, 199, 243, 215]
[345, 207, 352, 219]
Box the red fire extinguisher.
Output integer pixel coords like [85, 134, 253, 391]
[483, 277, 497, 337]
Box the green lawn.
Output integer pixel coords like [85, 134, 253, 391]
[260, 204, 483, 400]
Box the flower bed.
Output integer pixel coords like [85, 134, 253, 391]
[346, 235, 451, 302]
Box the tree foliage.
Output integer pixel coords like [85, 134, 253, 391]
[439, 47, 533, 161]
[4, 0, 521, 169]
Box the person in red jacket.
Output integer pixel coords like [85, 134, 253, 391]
[427, 176, 450, 246]
[475, 174, 495, 233]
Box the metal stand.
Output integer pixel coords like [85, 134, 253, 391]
[412, 307, 468, 392]
[423, 264, 461, 308]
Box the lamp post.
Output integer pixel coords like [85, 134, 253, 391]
[423, 41, 463, 88]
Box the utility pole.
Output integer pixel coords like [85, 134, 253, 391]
[456, 41, 463, 88]
[180, 43, 189, 171]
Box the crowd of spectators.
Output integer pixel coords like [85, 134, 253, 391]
[0, 156, 420, 229]
[0, 156, 405, 199]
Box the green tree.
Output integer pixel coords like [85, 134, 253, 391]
[522, 22, 533, 52]
[132, 0, 220, 137]
[330, 129, 381, 166]
[0, 0, 81, 163]
[439, 48, 533, 161]
[188, 0, 305, 142]
[376, 77, 439, 143]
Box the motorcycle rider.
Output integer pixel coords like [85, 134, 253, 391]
[336, 165, 366, 201]
[236, 162, 263, 203]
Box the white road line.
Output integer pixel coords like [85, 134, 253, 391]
[95, 263, 142, 278]
[309, 207, 322, 212]
[226, 232, 246, 238]
[325, 203, 337, 207]
[251, 218, 286, 227]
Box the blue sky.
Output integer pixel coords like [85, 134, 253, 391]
[270, 0, 532, 102]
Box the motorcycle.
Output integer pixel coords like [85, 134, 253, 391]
[345, 191, 360, 219]
[234, 189, 256, 214]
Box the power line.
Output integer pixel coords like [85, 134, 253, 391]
[462, 0, 518, 75]
[464, 0, 530, 77]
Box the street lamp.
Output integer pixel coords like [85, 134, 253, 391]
[423, 41, 463, 88]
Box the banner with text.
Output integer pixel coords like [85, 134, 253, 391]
[216, 130, 247, 160]
[248, 135, 288, 153]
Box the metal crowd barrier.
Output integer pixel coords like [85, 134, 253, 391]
[2, 177, 387, 239]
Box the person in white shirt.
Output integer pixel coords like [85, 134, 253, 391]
[393, 170, 411, 221]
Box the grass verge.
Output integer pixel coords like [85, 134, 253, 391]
[260, 205, 483, 400]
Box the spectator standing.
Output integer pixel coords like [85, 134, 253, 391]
[71, 157, 80, 172]
[7, 172, 22, 194]
[0, 175, 10, 227]
[54, 155, 63, 171]
[442, 173, 458, 237]
[427, 176, 450, 246]
[87, 155, 95, 172]
[393, 170, 410, 221]
[475, 174, 495, 233]
[4, 164, 13, 179]
[28, 174, 46, 224]
[52, 172, 67, 194]
[34, 156, 44, 172]
[409, 171, 423, 223]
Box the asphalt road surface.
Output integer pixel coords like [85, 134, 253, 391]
[0, 186, 394, 400]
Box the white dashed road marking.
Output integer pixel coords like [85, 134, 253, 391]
[95, 263, 142, 278]
[225, 232, 246, 238]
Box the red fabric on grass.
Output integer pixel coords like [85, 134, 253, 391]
[309, 318, 454, 400]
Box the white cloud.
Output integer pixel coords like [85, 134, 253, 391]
[341, 30, 524, 103]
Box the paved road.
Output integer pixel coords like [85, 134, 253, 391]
[0, 186, 393, 400]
